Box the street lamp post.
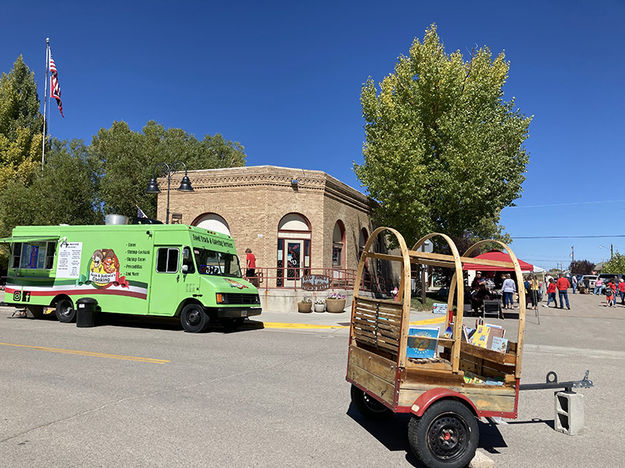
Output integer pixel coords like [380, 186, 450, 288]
[145, 161, 194, 224]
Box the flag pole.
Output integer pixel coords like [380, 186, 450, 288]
[41, 37, 50, 170]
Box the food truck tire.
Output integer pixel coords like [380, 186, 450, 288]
[408, 399, 478, 468]
[350, 385, 392, 420]
[180, 303, 209, 333]
[55, 297, 76, 323]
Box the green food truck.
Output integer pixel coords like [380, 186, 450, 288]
[1, 224, 261, 332]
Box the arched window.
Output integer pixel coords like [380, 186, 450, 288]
[332, 220, 345, 268]
[277, 213, 311, 287]
[359, 227, 369, 256]
[192, 213, 230, 236]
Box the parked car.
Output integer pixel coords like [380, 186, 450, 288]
[597, 273, 625, 284]
[580, 275, 598, 290]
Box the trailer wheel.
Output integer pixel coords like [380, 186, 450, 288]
[56, 298, 76, 323]
[180, 303, 209, 333]
[408, 399, 478, 468]
[350, 385, 392, 420]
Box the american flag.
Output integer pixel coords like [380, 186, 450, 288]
[49, 52, 63, 117]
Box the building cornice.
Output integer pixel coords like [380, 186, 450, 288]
[161, 165, 374, 211]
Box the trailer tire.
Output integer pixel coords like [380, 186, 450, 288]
[408, 399, 478, 468]
[350, 385, 392, 420]
[56, 298, 76, 323]
[180, 303, 209, 333]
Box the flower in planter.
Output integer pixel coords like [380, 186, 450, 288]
[314, 298, 326, 305]
[327, 292, 345, 300]
[300, 297, 312, 304]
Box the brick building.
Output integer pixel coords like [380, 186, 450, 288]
[157, 166, 374, 300]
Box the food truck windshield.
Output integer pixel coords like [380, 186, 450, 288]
[193, 247, 242, 278]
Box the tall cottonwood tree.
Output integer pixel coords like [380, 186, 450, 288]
[355, 25, 532, 247]
[0, 55, 42, 193]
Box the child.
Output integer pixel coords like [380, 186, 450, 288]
[606, 286, 615, 307]
[544, 278, 558, 308]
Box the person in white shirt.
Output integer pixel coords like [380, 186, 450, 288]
[501, 273, 517, 310]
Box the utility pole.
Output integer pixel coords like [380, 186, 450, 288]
[611, 244, 614, 260]
[571, 245, 574, 264]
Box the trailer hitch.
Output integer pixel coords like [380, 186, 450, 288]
[520, 370, 594, 392]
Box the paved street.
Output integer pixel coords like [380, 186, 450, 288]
[1, 293, 623, 467]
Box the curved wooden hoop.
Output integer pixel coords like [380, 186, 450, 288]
[463, 240, 526, 378]
[353, 226, 412, 366]
[412, 233, 464, 372]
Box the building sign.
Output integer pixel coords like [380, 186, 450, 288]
[302, 274, 331, 291]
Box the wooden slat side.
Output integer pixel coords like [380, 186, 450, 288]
[354, 335, 398, 354]
[354, 306, 402, 323]
[353, 327, 399, 347]
[348, 363, 396, 406]
[349, 346, 397, 384]
[355, 295, 405, 307]
[398, 384, 516, 412]
[353, 322, 400, 341]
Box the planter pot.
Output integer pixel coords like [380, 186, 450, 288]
[314, 303, 326, 312]
[298, 302, 312, 313]
[325, 298, 346, 313]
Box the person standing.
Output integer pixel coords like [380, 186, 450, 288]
[594, 277, 604, 295]
[501, 274, 516, 310]
[245, 248, 256, 282]
[530, 274, 540, 310]
[571, 275, 578, 294]
[544, 278, 558, 307]
[606, 285, 615, 307]
[618, 279, 625, 305]
[556, 274, 570, 309]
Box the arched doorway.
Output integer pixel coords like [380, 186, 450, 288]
[277, 213, 311, 287]
[192, 213, 231, 236]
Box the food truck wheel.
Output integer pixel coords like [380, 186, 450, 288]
[408, 400, 478, 468]
[350, 385, 392, 420]
[56, 298, 76, 323]
[180, 303, 209, 333]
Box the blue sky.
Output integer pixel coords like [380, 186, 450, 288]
[2, 1, 624, 269]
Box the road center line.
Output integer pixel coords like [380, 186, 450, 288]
[0, 342, 170, 364]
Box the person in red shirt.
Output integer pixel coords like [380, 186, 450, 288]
[556, 274, 570, 309]
[544, 278, 558, 308]
[245, 248, 256, 281]
[618, 279, 625, 305]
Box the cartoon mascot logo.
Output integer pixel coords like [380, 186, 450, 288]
[88, 249, 128, 288]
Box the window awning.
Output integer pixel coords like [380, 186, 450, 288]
[0, 236, 59, 244]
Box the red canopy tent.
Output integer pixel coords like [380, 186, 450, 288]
[462, 250, 534, 272]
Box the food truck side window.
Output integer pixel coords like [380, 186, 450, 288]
[15, 242, 48, 269]
[156, 248, 179, 273]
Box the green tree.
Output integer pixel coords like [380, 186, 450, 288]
[355, 25, 531, 247]
[602, 253, 625, 274]
[0, 55, 43, 190]
[0, 139, 101, 235]
[90, 120, 246, 219]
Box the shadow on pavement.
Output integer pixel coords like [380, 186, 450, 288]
[71, 313, 266, 334]
[506, 417, 555, 430]
[346, 403, 509, 466]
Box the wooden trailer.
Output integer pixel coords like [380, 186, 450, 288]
[347, 227, 526, 468]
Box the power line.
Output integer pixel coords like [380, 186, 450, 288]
[512, 234, 625, 239]
[507, 199, 625, 209]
